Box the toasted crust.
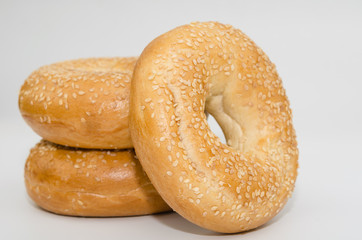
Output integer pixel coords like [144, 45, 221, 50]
[24, 140, 171, 216]
[19, 57, 137, 149]
[130, 22, 298, 233]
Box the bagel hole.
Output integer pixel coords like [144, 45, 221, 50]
[207, 114, 226, 145]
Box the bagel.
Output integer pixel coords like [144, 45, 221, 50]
[19, 57, 136, 149]
[130, 22, 298, 233]
[25, 140, 171, 216]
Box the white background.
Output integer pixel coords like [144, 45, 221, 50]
[1, 0, 361, 239]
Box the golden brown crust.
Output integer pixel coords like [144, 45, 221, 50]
[19, 57, 137, 149]
[130, 22, 298, 233]
[24, 140, 171, 216]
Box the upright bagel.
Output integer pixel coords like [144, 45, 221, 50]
[25, 140, 171, 216]
[19, 57, 136, 149]
[130, 22, 298, 233]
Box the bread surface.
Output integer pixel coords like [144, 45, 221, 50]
[19, 57, 137, 149]
[25, 140, 171, 216]
[130, 22, 298, 233]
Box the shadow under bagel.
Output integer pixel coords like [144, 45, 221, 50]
[151, 196, 295, 236]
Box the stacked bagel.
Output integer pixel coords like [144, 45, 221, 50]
[19, 22, 298, 233]
[19, 57, 171, 216]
